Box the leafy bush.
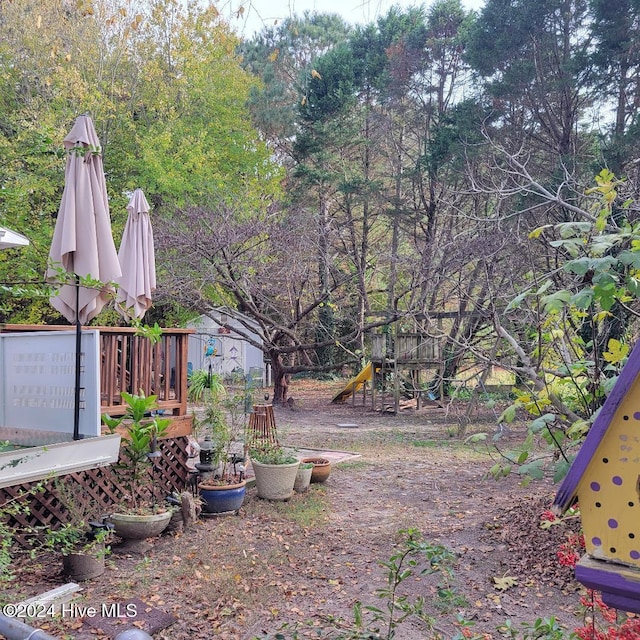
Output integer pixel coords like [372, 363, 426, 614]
[249, 444, 298, 465]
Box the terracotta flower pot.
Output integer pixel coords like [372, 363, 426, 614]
[302, 457, 331, 483]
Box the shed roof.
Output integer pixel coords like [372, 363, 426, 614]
[553, 340, 640, 512]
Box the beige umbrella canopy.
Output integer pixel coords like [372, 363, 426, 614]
[46, 115, 121, 324]
[115, 188, 156, 321]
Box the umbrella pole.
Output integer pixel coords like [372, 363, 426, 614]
[73, 276, 81, 440]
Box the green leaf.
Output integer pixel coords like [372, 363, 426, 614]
[555, 221, 592, 238]
[591, 256, 617, 271]
[505, 289, 531, 312]
[592, 271, 617, 287]
[626, 276, 640, 297]
[489, 462, 502, 479]
[541, 290, 572, 314]
[498, 404, 518, 424]
[564, 257, 592, 276]
[518, 459, 545, 480]
[530, 413, 556, 433]
[618, 250, 640, 268]
[599, 291, 616, 311]
[553, 459, 571, 483]
[535, 280, 553, 296]
[571, 288, 594, 310]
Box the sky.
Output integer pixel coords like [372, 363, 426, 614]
[221, 0, 486, 38]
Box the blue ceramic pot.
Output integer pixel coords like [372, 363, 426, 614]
[199, 480, 246, 514]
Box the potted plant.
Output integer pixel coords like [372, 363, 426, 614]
[249, 444, 300, 501]
[302, 457, 332, 483]
[43, 477, 112, 581]
[188, 368, 226, 404]
[102, 392, 174, 542]
[294, 461, 314, 493]
[196, 378, 248, 515]
[45, 521, 111, 581]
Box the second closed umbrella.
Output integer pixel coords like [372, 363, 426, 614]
[115, 188, 156, 321]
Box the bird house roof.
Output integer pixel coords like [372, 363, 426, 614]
[553, 341, 640, 512]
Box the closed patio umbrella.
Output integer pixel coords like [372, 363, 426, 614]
[46, 115, 122, 439]
[46, 115, 122, 324]
[116, 188, 156, 321]
[0, 226, 29, 249]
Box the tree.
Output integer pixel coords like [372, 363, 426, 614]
[240, 12, 351, 160]
[0, 0, 92, 322]
[589, 0, 640, 173]
[0, 0, 282, 323]
[128, 0, 282, 210]
[155, 201, 385, 403]
[466, 0, 593, 162]
[481, 170, 640, 482]
[293, 40, 365, 367]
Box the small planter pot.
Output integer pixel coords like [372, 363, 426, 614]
[251, 459, 300, 501]
[294, 465, 313, 493]
[200, 480, 247, 514]
[108, 510, 173, 541]
[62, 544, 105, 581]
[302, 457, 332, 483]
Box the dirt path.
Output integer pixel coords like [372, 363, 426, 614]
[240, 381, 584, 638]
[7, 379, 584, 639]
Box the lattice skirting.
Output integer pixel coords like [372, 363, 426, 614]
[0, 436, 191, 541]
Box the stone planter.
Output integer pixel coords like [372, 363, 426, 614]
[294, 464, 313, 493]
[108, 510, 173, 540]
[251, 459, 300, 501]
[199, 480, 247, 514]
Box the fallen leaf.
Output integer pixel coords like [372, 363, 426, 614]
[493, 575, 518, 591]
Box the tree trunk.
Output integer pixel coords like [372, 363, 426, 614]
[271, 353, 289, 404]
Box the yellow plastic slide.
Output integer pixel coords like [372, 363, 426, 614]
[331, 362, 374, 403]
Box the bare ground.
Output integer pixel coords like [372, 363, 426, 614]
[5, 379, 585, 639]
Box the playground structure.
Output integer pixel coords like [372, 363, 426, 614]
[332, 323, 444, 414]
[331, 362, 376, 404]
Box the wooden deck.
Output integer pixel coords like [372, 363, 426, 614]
[0, 324, 195, 529]
[0, 324, 194, 430]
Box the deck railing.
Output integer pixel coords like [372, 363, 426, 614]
[97, 326, 192, 416]
[1, 324, 193, 418]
